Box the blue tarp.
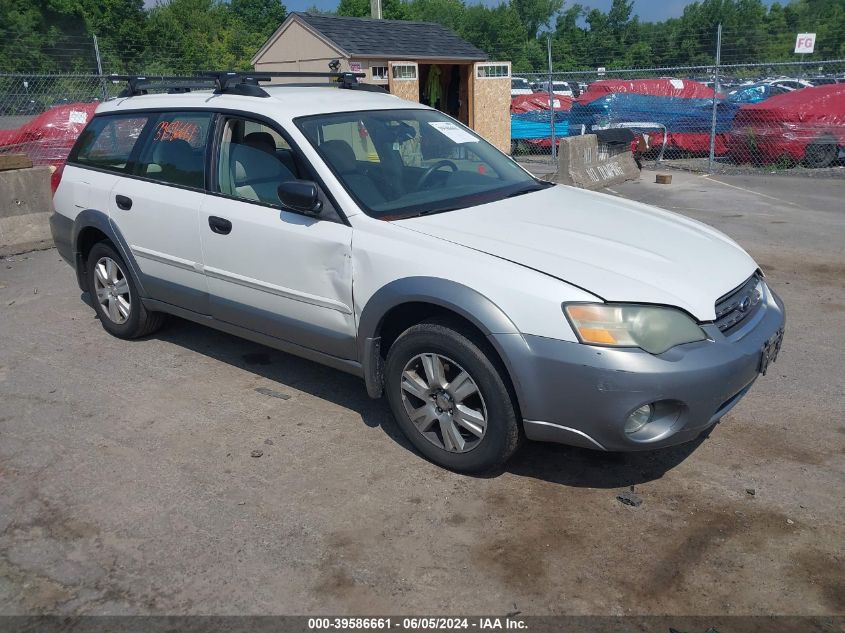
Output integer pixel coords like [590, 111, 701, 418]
[569, 93, 739, 134]
[511, 110, 570, 140]
[728, 84, 780, 104]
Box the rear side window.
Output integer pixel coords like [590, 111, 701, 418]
[71, 115, 150, 173]
[135, 112, 213, 189]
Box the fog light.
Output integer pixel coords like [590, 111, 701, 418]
[625, 404, 654, 434]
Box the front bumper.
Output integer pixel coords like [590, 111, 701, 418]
[492, 287, 785, 451]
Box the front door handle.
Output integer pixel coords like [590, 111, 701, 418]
[208, 216, 232, 235]
[115, 194, 132, 210]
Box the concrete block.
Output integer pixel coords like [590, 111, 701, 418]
[557, 134, 640, 190]
[0, 213, 53, 256]
[0, 166, 53, 256]
[0, 154, 33, 171]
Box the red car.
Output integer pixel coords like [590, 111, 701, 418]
[728, 84, 845, 168]
[0, 102, 99, 189]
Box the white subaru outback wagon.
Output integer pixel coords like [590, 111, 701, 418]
[50, 72, 785, 472]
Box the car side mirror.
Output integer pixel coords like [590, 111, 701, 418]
[278, 180, 323, 215]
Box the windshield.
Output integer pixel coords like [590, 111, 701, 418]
[295, 109, 547, 219]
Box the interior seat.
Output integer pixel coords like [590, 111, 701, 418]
[150, 138, 203, 187]
[245, 131, 298, 176]
[320, 140, 386, 207]
[243, 132, 276, 155]
[231, 143, 295, 205]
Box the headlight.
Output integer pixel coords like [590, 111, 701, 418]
[563, 303, 706, 354]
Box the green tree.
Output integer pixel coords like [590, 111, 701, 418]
[461, 3, 528, 62]
[143, 0, 240, 72]
[230, 0, 287, 35]
[2, 0, 845, 75]
[404, 0, 466, 33]
[337, 0, 407, 19]
[511, 0, 563, 38]
[228, 0, 287, 60]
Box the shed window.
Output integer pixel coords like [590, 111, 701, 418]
[476, 64, 510, 79]
[392, 64, 418, 80]
[371, 66, 389, 80]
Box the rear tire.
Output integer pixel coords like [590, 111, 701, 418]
[803, 138, 838, 168]
[385, 321, 521, 472]
[86, 241, 164, 339]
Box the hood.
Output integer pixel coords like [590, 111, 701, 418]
[393, 185, 758, 320]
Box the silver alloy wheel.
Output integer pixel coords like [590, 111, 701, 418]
[94, 256, 131, 325]
[400, 353, 488, 453]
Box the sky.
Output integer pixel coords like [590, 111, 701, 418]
[143, 0, 780, 21]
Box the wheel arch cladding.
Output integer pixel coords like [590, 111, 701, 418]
[358, 277, 529, 407]
[72, 209, 146, 296]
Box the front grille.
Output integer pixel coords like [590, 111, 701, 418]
[714, 274, 764, 335]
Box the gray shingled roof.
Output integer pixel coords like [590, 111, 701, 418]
[295, 12, 488, 60]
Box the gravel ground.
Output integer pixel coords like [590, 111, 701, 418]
[0, 171, 843, 616]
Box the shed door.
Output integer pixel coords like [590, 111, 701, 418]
[471, 62, 512, 153]
[388, 61, 419, 102]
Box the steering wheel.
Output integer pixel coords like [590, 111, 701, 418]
[416, 159, 458, 189]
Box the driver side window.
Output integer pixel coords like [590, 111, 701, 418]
[216, 117, 298, 206]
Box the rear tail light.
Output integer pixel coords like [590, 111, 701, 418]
[50, 162, 65, 195]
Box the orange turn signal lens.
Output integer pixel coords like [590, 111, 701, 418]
[566, 305, 608, 322]
[577, 327, 618, 345]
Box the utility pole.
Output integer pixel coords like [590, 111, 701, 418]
[708, 23, 722, 172]
[547, 36, 556, 161]
[93, 34, 107, 101]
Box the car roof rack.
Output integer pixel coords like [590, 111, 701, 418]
[110, 71, 385, 98]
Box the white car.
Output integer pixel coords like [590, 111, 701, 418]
[50, 72, 785, 472]
[533, 81, 575, 97]
[756, 77, 814, 92]
[511, 77, 533, 96]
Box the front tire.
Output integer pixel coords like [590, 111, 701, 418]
[385, 321, 521, 472]
[86, 241, 164, 339]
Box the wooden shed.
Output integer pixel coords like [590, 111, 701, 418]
[251, 12, 512, 152]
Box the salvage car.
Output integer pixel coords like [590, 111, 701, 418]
[728, 83, 845, 168]
[0, 101, 98, 190]
[511, 77, 533, 96]
[50, 72, 786, 472]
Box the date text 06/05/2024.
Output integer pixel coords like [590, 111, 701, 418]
[307, 618, 528, 630]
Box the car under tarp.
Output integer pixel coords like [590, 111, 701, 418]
[510, 93, 572, 150]
[569, 78, 737, 156]
[0, 102, 98, 168]
[728, 83, 845, 167]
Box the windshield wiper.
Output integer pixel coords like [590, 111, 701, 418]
[386, 183, 552, 220]
[415, 205, 465, 217]
[380, 206, 464, 220]
[505, 184, 548, 199]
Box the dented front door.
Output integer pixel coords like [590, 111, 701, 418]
[198, 195, 355, 359]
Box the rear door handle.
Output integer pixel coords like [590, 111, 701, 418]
[115, 194, 132, 210]
[208, 216, 232, 235]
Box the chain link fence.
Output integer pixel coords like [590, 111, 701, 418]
[511, 59, 845, 176]
[0, 74, 121, 170]
[1, 26, 844, 177]
[511, 25, 845, 176]
[0, 27, 257, 170]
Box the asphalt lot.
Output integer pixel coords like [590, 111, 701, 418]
[0, 171, 843, 616]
